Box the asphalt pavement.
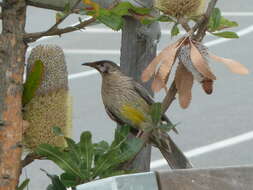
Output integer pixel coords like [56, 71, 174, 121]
[21, 1, 253, 189]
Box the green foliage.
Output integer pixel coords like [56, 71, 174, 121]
[208, 8, 238, 38]
[171, 23, 180, 37]
[17, 179, 30, 190]
[150, 103, 162, 125]
[150, 103, 176, 132]
[212, 31, 239, 38]
[36, 126, 143, 188]
[55, 2, 71, 22]
[52, 126, 64, 136]
[140, 15, 174, 25]
[22, 60, 44, 106]
[41, 169, 67, 190]
[86, 1, 151, 30]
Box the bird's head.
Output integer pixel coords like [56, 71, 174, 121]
[82, 60, 120, 75]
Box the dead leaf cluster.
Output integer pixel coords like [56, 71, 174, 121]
[142, 37, 249, 109]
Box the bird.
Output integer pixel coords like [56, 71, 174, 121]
[82, 60, 192, 169]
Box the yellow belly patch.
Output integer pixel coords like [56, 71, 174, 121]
[121, 104, 146, 126]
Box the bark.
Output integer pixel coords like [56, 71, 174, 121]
[0, 1, 27, 190]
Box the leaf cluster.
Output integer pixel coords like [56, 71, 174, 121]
[207, 8, 239, 38]
[35, 126, 143, 189]
[150, 103, 176, 132]
[84, 1, 151, 30]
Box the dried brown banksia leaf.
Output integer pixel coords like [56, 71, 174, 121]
[158, 42, 181, 83]
[208, 53, 249, 75]
[152, 72, 166, 92]
[175, 63, 194, 108]
[142, 40, 181, 83]
[190, 41, 216, 80]
[23, 45, 72, 150]
[155, 0, 206, 18]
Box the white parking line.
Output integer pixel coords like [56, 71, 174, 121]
[150, 130, 253, 169]
[67, 24, 253, 80]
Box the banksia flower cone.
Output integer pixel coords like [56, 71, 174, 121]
[155, 0, 206, 18]
[23, 45, 72, 150]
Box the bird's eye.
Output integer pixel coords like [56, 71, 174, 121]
[99, 63, 108, 73]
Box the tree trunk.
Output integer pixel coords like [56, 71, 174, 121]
[0, 1, 27, 190]
[120, 16, 160, 172]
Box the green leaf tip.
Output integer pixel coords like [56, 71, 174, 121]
[150, 102, 162, 125]
[212, 31, 239, 38]
[17, 179, 30, 190]
[22, 59, 44, 106]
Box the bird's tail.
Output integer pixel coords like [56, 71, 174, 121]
[151, 130, 192, 169]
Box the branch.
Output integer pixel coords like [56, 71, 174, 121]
[47, 0, 82, 33]
[21, 153, 43, 168]
[24, 17, 96, 43]
[162, 81, 177, 114]
[193, 0, 218, 41]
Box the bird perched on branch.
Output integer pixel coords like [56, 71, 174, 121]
[82, 60, 191, 169]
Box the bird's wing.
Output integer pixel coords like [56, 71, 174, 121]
[133, 81, 154, 105]
[105, 105, 125, 126]
[133, 80, 178, 133]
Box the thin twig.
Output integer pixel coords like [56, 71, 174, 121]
[161, 81, 177, 114]
[24, 17, 96, 43]
[47, 0, 82, 33]
[193, 0, 218, 41]
[21, 153, 44, 168]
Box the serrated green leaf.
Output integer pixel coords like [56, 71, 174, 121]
[217, 17, 238, 30]
[64, 137, 82, 166]
[94, 141, 110, 156]
[212, 31, 239, 38]
[120, 137, 143, 162]
[41, 169, 67, 190]
[17, 179, 30, 190]
[79, 131, 93, 179]
[208, 15, 238, 32]
[150, 103, 162, 125]
[132, 7, 150, 15]
[35, 144, 83, 178]
[60, 172, 79, 187]
[140, 18, 155, 25]
[171, 23, 180, 37]
[97, 9, 123, 30]
[22, 60, 44, 106]
[94, 136, 143, 177]
[211, 8, 221, 30]
[52, 126, 64, 136]
[111, 125, 130, 148]
[111, 2, 133, 16]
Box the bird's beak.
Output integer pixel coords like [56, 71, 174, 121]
[81, 62, 97, 68]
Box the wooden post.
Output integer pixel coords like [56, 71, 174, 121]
[120, 12, 160, 171]
[0, 1, 27, 189]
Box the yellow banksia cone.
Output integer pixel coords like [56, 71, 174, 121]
[155, 0, 206, 18]
[23, 45, 72, 150]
